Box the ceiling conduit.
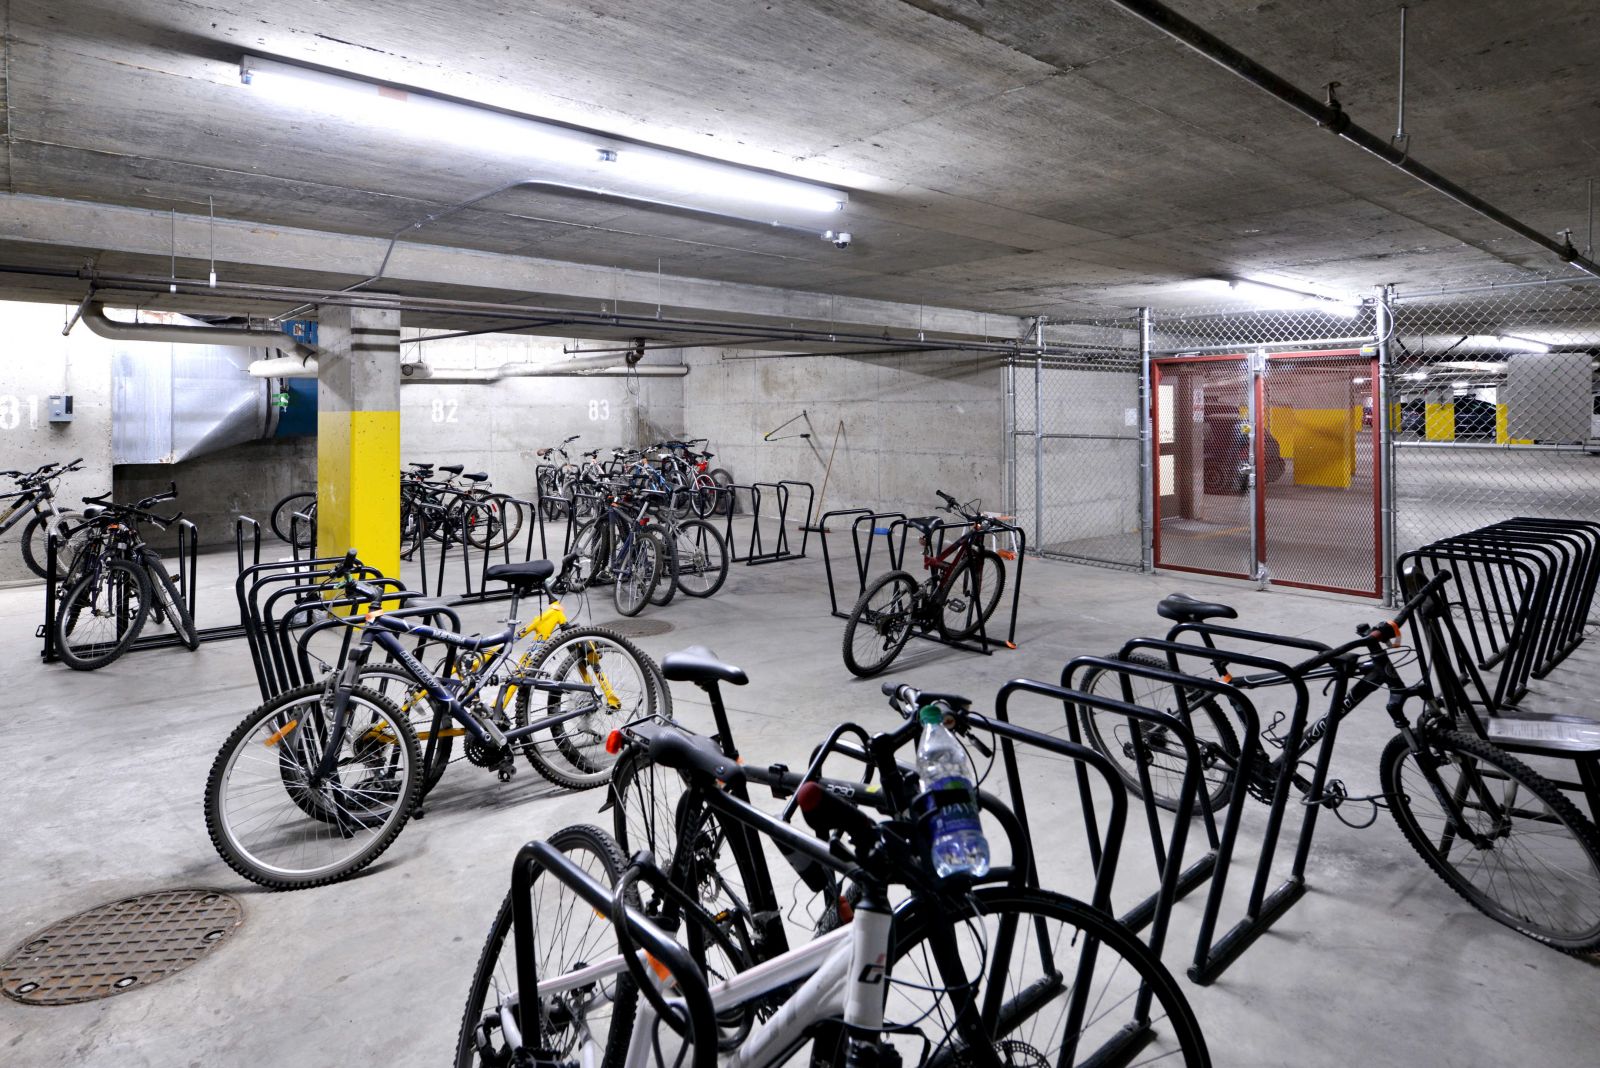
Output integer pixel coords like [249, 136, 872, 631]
[1100, 0, 1600, 281]
[81, 302, 318, 358]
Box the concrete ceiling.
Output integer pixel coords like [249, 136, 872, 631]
[1, 0, 1597, 327]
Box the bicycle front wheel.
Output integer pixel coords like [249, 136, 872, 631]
[203, 683, 422, 890]
[54, 557, 151, 670]
[937, 547, 1006, 641]
[671, 519, 729, 598]
[1077, 653, 1239, 814]
[612, 531, 662, 617]
[515, 626, 662, 790]
[143, 551, 199, 650]
[887, 886, 1210, 1068]
[1381, 730, 1600, 952]
[842, 570, 917, 677]
[454, 824, 639, 1068]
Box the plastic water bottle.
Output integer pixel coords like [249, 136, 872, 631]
[916, 705, 990, 878]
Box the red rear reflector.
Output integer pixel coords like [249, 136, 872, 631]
[605, 730, 623, 755]
[796, 780, 824, 813]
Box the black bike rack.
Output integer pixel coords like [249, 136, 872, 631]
[897, 514, 1025, 658]
[39, 516, 246, 664]
[720, 480, 815, 565]
[813, 509, 910, 618]
[415, 492, 548, 606]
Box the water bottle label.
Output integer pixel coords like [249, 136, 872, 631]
[926, 779, 981, 837]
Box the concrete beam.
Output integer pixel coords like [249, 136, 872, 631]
[0, 193, 1033, 341]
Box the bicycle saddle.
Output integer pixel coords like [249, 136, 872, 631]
[485, 560, 556, 588]
[628, 720, 743, 786]
[463, 472, 489, 482]
[662, 645, 749, 687]
[1156, 592, 1239, 624]
[535, 448, 552, 457]
[439, 463, 465, 475]
[408, 461, 434, 469]
[905, 515, 943, 537]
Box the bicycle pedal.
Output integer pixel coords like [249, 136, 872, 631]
[497, 761, 517, 783]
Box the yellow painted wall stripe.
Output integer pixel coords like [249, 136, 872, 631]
[1424, 402, 1455, 441]
[317, 410, 401, 578]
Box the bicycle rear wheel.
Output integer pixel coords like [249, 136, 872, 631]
[143, 551, 199, 650]
[204, 683, 421, 890]
[1076, 653, 1239, 813]
[454, 824, 639, 1068]
[937, 548, 1006, 641]
[22, 509, 77, 578]
[842, 570, 917, 677]
[671, 520, 729, 598]
[54, 557, 151, 670]
[1381, 730, 1600, 952]
[886, 886, 1210, 1068]
[270, 492, 317, 547]
[359, 663, 454, 794]
[612, 530, 662, 617]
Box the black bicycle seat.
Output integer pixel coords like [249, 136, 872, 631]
[662, 646, 749, 687]
[905, 515, 942, 537]
[408, 461, 434, 469]
[485, 560, 556, 588]
[463, 472, 489, 483]
[1156, 592, 1239, 624]
[439, 463, 465, 475]
[629, 720, 742, 786]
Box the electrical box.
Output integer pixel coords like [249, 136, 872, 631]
[47, 395, 73, 423]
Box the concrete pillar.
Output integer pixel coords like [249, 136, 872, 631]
[316, 306, 401, 577]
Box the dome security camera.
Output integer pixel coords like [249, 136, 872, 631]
[823, 230, 852, 249]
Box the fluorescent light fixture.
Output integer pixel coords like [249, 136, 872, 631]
[1202, 277, 1360, 318]
[1498, 333, 1551, 353]
[1403, 371, 1428, 380]
[1440, 360, 1507, 372]
[240, 55, 848, 216]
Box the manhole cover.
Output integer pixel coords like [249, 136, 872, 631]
[596, 617, 676, 638]
[1, 889, 242, 1005]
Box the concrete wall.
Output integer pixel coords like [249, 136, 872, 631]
[113, 436, 318, 550]
[679, 348, 1004, 520]
[397, 331, 684, 499]
[0, 303, 115, 585]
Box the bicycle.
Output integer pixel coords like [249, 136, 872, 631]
[203, 553, 664, 890]
[0, 458, 83, 577]
[537, 435, 585, 520]
[1075, 569, 1600, 952]
[562, 481, 666, 616]
[841, 491, 1008, 677]
[457, 672, 1210, 1068]
[640, 492, 730, 607]
[51, 484, 199, 670]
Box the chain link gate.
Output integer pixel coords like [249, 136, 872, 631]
[1386, 280, 1600, 614]
[1007, 317, 1144, 569]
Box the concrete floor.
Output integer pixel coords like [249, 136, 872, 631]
[2, 538, 1598, 1066]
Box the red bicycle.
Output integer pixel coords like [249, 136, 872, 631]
[841, 491, 1009, 676]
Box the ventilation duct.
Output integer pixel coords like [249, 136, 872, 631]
[84, 302, 317, 357]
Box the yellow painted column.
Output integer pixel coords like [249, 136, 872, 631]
[316, 306, 401, 578]
[1424, 387, 1456, 442]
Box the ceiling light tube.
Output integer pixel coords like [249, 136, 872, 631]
[1498, 333, 1551, 353]
[240, 55, 848, 215]
[1203, 277, 1360, 317]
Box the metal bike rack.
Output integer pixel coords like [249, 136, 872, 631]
[890, 514, 1026, 656]
[416, 492, 548, 606]
[39, 517, 243, 664]
[721, 480, 815, 565]
[813, 509, 909, 618]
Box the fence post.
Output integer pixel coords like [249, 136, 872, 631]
[1033, 317, 1045, 550]
[1139, 307, 1154, 573]
[1376, 285, 1397, 606]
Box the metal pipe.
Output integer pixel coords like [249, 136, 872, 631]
[1149, 334, 1378, 356]
[406, 318, 570, 344]
[1100, 0, 1600, 281]
[1395, 439, 1592, 453]
[1033, 318, 1046, 549]
[80, 301, 317, 356]
[566, 335, 776, 355]
[425, 363, 688, 382]
[37, 266, 1071, 356]
[1393, 6, 1408, 146]
[1138, 306, 1154, 572]
[1375, 288, 1396, 606]
[1393, 275, 1600, 300]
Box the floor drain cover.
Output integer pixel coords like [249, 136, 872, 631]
[596, 617, 675, 638]
[0, 889, 242, 1005]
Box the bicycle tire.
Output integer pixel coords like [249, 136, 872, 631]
[612, 529, 661, 618]
[887, 886, 1210, 1068]
[1077, 653, 1240, 814]
[21, 508, 76, 579]
[610, 746, 684, 863]
[143, 550, 199, 650]
[709, 468, 735, 516]
[1380, 729, 1600, 952]
[515, 626, 663, 790]
[358, 663, 453, 794]
[648, 528, 678, 607]
[671, 519, 729, 598]
[563, 514, 611, 592]
[203, 682, 422, 890]
[270, 492, 317, 545]
[453, 824, 640, 1068]
[936, 548, 1006, 641]
[54, 557, 151, 670]
[842, 570, 918, 677]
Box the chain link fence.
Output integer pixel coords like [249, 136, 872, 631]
[1008, 317, 1144, 569]
[1387, 281, 1600, 571]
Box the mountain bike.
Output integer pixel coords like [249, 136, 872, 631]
[562, 483, 665, 616]
[841, 491, 1008, 677]
[203, 554, 664, 890]
[457, 675, 1211, 1068]
[1075, 570, 1600, 952]
[0, 458, 83, 577]
[51, 484, 199, 669]
[642, 494, 730, 607]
